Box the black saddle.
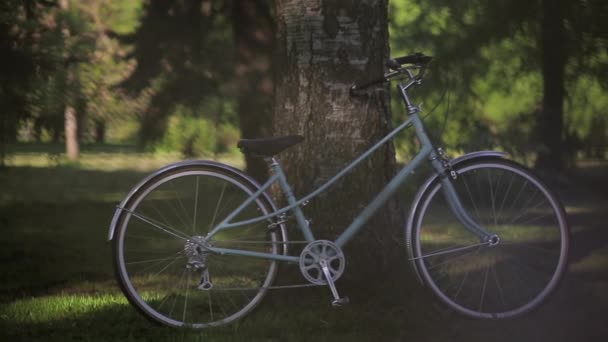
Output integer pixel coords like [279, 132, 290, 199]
[237, 135, 304, 157]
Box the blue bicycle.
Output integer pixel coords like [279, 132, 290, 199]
[108, 53, 569, 328]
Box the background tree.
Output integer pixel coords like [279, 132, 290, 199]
[273, 0, 403, 272]
[233, 0, 274, 181]
[115, 0, 237, 156]
[390, 0, 607, 170]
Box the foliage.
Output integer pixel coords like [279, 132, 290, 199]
[389, 0, 607, 164]
[156, 105, 217, 157]
[1, 0, 606, 167]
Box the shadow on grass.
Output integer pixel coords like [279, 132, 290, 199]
[0, 166, 154, 302]
[0, 280, 446, 342]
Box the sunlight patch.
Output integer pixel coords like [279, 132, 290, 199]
[1, 294, 128, 324]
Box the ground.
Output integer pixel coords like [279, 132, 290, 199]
[0, 145, 606, 341]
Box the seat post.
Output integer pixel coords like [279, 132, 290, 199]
[264, 157, 280, 171]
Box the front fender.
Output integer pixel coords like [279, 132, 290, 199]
[404, 151, 507, 284]
[107, 160, 287, 254]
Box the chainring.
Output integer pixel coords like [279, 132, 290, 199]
[299, 240, 345, 285]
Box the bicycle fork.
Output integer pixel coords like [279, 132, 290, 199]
[430, 150, 497, 244]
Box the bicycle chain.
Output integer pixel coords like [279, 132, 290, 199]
[210, 239, 325, 290]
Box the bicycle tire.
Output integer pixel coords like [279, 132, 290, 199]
[410, 159, 569, 319]
[112, 163, 280, 328]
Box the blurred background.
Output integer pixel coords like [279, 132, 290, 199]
[1, 0, 605, 170]
[1, 1, 607, 341]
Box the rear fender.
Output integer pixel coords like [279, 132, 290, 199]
[107, 160, 288, 254]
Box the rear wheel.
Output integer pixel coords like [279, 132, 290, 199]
[411, 159, 569, 319]
[112, 165, 280, 328]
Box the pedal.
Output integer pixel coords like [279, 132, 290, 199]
[331, 297, 350, 307]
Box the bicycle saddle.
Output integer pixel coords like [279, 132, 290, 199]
[237, 135, 304, 156]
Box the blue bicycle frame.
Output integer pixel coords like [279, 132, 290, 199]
[205, 80, 494, 263]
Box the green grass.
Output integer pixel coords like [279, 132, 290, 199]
[3, 144, 603, 341]
[0, 144, 446, 341]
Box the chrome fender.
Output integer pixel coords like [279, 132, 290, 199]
[107, 160, 288, 254]
[405, 151, 508, 284]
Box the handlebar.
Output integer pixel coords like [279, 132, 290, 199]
[350, 52, 432, 94]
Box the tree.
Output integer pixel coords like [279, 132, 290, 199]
[536, 0, 565, 170]
[389, 0, 608, 169]
[233, 0, 274, 182]
[60, 0, 79, 160]
[273, 0, 403, 272]
[116, 0, 235, 151]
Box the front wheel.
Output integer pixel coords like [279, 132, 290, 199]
[112, 164, 281, 328]
[411, 159, 569, 319]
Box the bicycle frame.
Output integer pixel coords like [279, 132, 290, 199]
[205, 81, 494, 262]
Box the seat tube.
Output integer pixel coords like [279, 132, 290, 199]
[271, 160, 315, 242]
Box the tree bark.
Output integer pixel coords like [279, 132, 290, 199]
[64, 100, 79, 160]
[537, 0, 565, 170]
[273, 0, 403, 274]
[233, 1, 275, 182]
[60, 0, 79, 161]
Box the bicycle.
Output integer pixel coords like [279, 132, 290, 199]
[108, 53, 569, 328]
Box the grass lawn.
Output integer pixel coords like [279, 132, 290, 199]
[2, 143, 606, 341]
[0, 144, 444, 342]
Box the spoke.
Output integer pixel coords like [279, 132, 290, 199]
[488, 168, 498, 227]
[502, 257, 535, 304]
[496, 172, 516, 223]
[183, 272, 191, 323]
[124, 233, 172, 241]
[131, 251, 185, 276]
[507, 180, 528, 219]
[120, 207, 191, 241]
[504, 253, 554, 279]
[507, 196, 548, 226]
[209, 182, 227, 232]
[452, 247, 481, 300]
[427, 246, 481, 270]
[474, 169, 487, 226]
[156, 293, 171, 312]
[127, 254, 185, 265]
[152, 255, 183, 277]
[516, 212, 557, 227]
[170, 177, 195, 229]
[478, 258, 491, 312]
[207, 290, 214, 322]
[501, 242, 560, 255]
[411, 241, 489, 261]
[193, 176, 200, 233]
[492, 262, 507, 311]
[461, 174, 483, 224]
[169, 268, 187, 317]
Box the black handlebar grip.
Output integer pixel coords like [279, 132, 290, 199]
[386, 59, 401, 71]
[351, 76, 386, 94]
[394, 53, 433, 65]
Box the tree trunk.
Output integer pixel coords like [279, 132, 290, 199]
[60, 0, 79, 161]
[273, 0, 403, 275]
[536, 0, 565, 170]
[233, 1, 275, 182]
[93, 119, 105, 144]
[64, 102, 79, 160]
[0, 108, 5, 168]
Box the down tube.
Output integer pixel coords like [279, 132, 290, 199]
[334, 144, 432, 247]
